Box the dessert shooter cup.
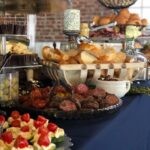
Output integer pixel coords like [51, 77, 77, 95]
[0, 72, 19, 106]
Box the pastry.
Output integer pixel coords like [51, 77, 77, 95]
[119, 9, 130, 19]
[79, 43, 104, 58]
[99, 17, 111, 25]
[93, 16, 100, 26]
[115, 16, 128, 25]
[80, 51, 97, 64]
[107, 14, 116, 22]
[130, 13, 140, 20]
[127, 19, 142, 25]
[141, 19, 148, 26]
[42, 46, 62, 62]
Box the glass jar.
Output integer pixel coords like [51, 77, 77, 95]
[0, 72, 19, 106]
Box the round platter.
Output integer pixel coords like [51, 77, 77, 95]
[15, 99, 123, 120]
[0, 111, 73, 150]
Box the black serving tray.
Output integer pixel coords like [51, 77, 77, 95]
[14, 98, 123, 120]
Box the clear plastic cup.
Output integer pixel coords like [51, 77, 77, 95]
[0, 72, 19, 105]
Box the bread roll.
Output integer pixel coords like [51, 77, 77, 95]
[93, 16, 100, 26]
[60, 57, 78, 64]
[115, 16, 128, 25]
[107, 14, 116, 22]
[80, 51, 97, 64]
[79, 43, 104, 58]
[42, 46, 51, 60]
[127, 19, 141, 25]
[141, 19, 148, 26]
[59, 49, 79, 61]
[99, 17, 111, 25]
[130, 13, 140, 20]
[113, 52, 126, 63]
[99, 52, 116, 63]
[119, 9, 130, 19]
[42, 46, 62, 62]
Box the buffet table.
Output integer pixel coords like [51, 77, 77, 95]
[53, 81, 150, 150]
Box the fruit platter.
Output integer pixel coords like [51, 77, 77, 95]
[17, 83, 123, 119]
[0, 111, 73, 150]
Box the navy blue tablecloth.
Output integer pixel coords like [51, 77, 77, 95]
[54, 86, 150, 150]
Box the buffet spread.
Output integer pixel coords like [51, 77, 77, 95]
[0, 0, 150, 149]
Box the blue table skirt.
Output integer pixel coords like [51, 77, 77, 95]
[54, 93, 150, 150]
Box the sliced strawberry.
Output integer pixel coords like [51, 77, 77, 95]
[48, 123, 58, 132]
[1, 131, 13, 144]
[37, 115, 47, 124]
[11, 120, 20, 127]
[38, 126, 49, 135]
[21, 113, 30, 123]
[38, 134, 50, 147]
[34, 120, 44, 129]
[14, 135, 29, 148]
[0, 115, 5, 125]
[11, 111, 20, 119]
[21, 126, 30, 132]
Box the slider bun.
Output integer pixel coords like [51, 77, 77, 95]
[127, 19, 142, 25]
[119, 9, 130, 19]
[130, 13, 140, 20]
[141, 19, 148, 26]
[99, 17, 111, 25]
[115, 16, 128, 25]
[93, 16, 101, 25]
[106, 14, 116, 22]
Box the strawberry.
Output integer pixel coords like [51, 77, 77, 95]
[21, 126, 30, 132]
[38, 126, 49, 135]
[21, 113, 30, 123]
[14, 136, 29, 148]
[0, 115, 5, 125]
[48, 123, 58, 132]
[37, 115, 47, 124]
[1, 131, 13, 144]
[11, 111, 20, 119]
[38, 134, 50, 147]
[34, 120, 44, 129]
[11, 120, 20, 127]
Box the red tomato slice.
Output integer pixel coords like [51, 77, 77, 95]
[37, 115, 47, 124]
[21, 126, 30, 132]
[21, 113, 30, 123]
[0, 115, 5, 125]
[34, 120, 45, 129]
[38, 126, 49, 135]
[14, 135, 29, 148]
[11, 111, 20, 119]
[11, 120, 20, 127]
[38, 134, 50, 147]
[48, 123, 58, 132]
[1, 131, 13, 144]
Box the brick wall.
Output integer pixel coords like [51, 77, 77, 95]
[0, 0, 112, 42]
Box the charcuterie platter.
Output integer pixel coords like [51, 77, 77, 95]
[17, 83, 123, 119]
